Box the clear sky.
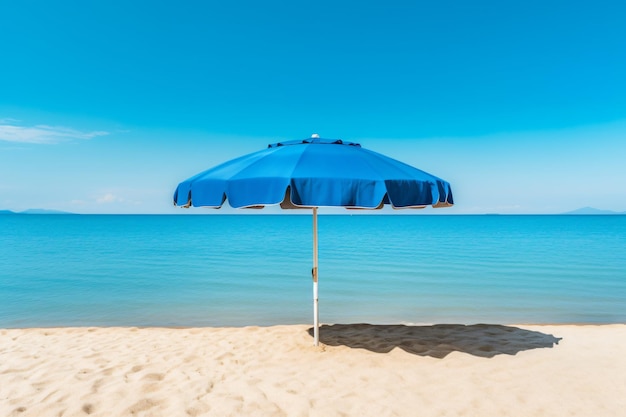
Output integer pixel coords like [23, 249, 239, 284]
[1, 1, 625, 214]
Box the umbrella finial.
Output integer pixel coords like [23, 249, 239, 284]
[311, 133, 320, 138]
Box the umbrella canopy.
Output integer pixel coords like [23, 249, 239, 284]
[174, 137, 453, 209]
[174, 136, 454, 345]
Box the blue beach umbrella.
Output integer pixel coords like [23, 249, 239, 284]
[174, 135, 454, 345]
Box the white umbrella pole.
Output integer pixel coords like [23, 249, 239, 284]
[312, 207, 319, 346]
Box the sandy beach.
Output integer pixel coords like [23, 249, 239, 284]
[1, 324, 625, 417]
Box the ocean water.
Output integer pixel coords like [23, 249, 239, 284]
[1, 214, 625, 328]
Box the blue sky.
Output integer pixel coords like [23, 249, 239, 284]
[1, 1, 625, 214]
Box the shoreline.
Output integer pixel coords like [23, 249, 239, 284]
[2, 323, 625, 416]
[2, 320, 623, 330]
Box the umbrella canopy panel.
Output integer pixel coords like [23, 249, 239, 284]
[174, 138, 454, 210]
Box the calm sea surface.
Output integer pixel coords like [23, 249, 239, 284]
[1, 214, 625, 328]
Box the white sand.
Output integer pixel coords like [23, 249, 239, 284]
[1, 324, 625, 417]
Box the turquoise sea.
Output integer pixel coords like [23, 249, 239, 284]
[1, 214, 625, 328]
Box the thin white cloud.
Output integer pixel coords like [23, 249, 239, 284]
[0, 122, 109, 144]
[96, 193, 124, 204]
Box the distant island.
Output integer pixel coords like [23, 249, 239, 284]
[0, 209, 76, 215]
[562, 207, 626, 215]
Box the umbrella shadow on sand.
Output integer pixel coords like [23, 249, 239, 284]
[307, 323, 562, 358]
